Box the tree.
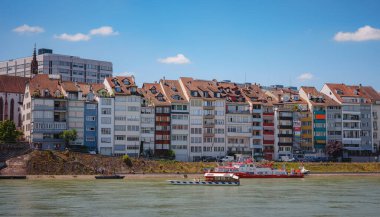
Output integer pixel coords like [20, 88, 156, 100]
[326, 141, 343, 160]
[60, 129, 77, 148]
[0, 120, 23, 142]
[167, 149, 176, 160]
[122, 154, 133, 167]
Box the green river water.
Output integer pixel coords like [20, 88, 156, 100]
[0, 176, 379, 217]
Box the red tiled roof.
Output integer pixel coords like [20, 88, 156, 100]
[300, 86, 339, 106]
[105, 76, 138, 96]
[28, 74, 61, 98]
[141, 82, 170, 106]
[160, 79, 188, 103]
[0, 75, 29, 94]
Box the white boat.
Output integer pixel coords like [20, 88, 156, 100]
[167, 173, 240, 186]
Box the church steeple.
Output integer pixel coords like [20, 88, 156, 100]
[31, 44, 38, 75]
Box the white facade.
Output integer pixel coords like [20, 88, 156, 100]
[97, 96, 114, 155]
[0, 51, 112, 83]
[170, 103, 190, 161]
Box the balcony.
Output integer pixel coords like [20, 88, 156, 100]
[263, 122, 274, 127]
[278, 134, 293, 138]
[278, 142, 293, 146]
[279, 116, 293, 120]
[252, 135, 263, 140]
[263, 130, 274, 135]
[278, 125, 292, 129]
[203, 122, 215, 128]
[227, 110, 250, 114]
[263, 112, 274, 116]
[204, 133, 215, 137]
[263, 134, 274, 140]
[252, 118, 262, 122]
[252, 126, 262, 130]
[203, 105, 215, 110]
[263, 140, 275, 145]
[252, 109, 262, 113]
[54, 106, 66, 111]
[203, 114, 215, 119]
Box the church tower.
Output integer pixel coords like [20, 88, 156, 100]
[31, 44, 38, 75]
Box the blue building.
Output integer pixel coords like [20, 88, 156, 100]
[81, 85, 98, 152]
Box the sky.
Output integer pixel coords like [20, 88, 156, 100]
[1, 0, 380, 89]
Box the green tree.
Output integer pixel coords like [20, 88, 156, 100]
[0, 120, 23, 142]
[60, 129, 77, 148]
[122, 154, 133, 167]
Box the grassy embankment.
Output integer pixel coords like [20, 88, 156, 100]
[9, 150, 380, 175]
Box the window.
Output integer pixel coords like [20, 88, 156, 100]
[86, 127, 95, 131]
[115, 135, 126, 141]
[101, 137, 111, 143]
[86, 116, 96, 121]
[86, 137, 95, 142]
[86, 104, 96, 109]
[101, 117, 111, 124]
[101, 98, 112, 105]
[128, 106, 139, 111]
[127, 136, 139, 141]
[127, 125, 140, 131]
[115, 125, 126, 131]
[191, 128, 202, 134]
[101, 128, 111, 135]
[101, 108, 111, 115]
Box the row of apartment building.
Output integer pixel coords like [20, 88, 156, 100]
[16, 74, 380, 162]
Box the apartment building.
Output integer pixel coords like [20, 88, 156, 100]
[0, 75, 29, 129]
[22, 74, 68, 149]
[349, 85, 380, 153]
[79, 84, 99, 152]
[0, 48, 112, 83]
[266, 88, 308, 160]
[300, 87, 342, 156]
[160, 79, 190, 161]
[95, 85, 115, 155]
[61, 82, 85, 146]
[104, 76, 141, 156]
[217, 82, 253, 159]
[139, 90, 156, 157]
[321, 84, 372, 157]
[142, 83, 171, 157]
[179, 78, 226, 161]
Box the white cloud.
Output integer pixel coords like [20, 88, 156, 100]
[13, 24, 44, 34]
[90, 26, 118, 36]
[334, 25, 380, 42]
[54, 26, 118, 42]
[297, 73, 314, 82]
[158, 54, 190, 64]
[54, 33, 91, 42]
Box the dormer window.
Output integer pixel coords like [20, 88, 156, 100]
[44, 89, 50, 97]
[171, 86, 177, 92]
[204, 91, 209, 97]
[191, 91, 198, 97]
[113, 79, 119, 86]
[130, 87, 136, 93]
[123, 79, 130, 85]
[87, 93, 94, 101]
[115, 86, 121, 93]
[150, 86, 157, 94]
[157, 93, 164, 101]
[55, 90, 61, 97]
[336, 89, 343, 95]
[172, 95, 181, 100]
[292, 95, 299, 101]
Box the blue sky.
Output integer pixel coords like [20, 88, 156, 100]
[1, 0, 380, 89]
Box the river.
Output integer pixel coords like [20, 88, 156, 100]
[0, 175, 379, 217]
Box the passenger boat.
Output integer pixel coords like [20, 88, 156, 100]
[167, 173, 240, 186]
[95, 174, 125, 179]
[210, 162, 305, 178]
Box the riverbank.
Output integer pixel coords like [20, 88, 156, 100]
[9, 172, 376, 180]
[1, 150, 380, 176]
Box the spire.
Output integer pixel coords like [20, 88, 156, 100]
[31, 44, 38, 75]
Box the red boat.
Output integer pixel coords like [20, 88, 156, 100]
[209, 162, 305, 178]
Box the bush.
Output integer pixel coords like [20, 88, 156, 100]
[122, 154, 133, 167]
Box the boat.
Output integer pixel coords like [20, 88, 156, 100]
[209, 162, 305, 178]
[167, 172, 240, 186]
[95, 174, 125, 179]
